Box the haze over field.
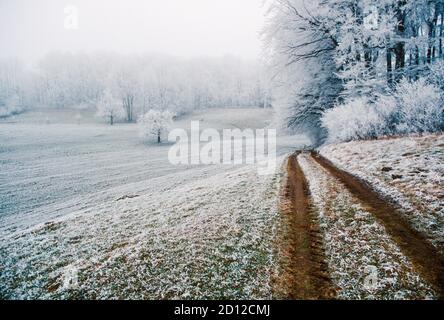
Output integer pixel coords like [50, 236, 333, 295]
[0, 0, 266, 63]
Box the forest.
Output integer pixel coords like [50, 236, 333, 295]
[0, 53, 271, 121]
[265, 0, 444, 144]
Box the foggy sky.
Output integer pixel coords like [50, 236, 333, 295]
[0, 0, 267, 64]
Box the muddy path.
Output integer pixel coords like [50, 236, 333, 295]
[311, 151, 444, 298]
[274, 153, 336, 299]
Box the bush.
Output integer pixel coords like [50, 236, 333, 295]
[321, 97, 383, 143]
[372, 93, 398, 135]
[0, 94, 24, 118]
[427, 60, 444, 90]
[392, 78, 443, 134]
[322, 77, 443, 143]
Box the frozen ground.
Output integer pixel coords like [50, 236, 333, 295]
[0, 108, 309, 299]
[299, 154, 435, 299]
[319, 135, 444, 254]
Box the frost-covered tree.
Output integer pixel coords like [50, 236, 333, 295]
[264, 0, 342, 143]
[96, 90, 124, 125]
[29, 52, 269, 117]
[325, 0, 394, 99]
[265, 0, 444, 144]
[112, 60, 139, 123]
[138, 110, 174, 144]
[0, 94, 21, 118]
[36, 52, 104, 109]
[0, 59, 29, 117]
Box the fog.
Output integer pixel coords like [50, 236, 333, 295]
[0, 0, 266, 63]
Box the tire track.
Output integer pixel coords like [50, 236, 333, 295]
[275, 153, 336, 299]
[311, 151, 444, 298]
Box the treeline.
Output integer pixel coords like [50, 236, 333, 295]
[265, 0, 444, 143]
[0, 53, 272, 120]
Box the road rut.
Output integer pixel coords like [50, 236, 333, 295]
[311, 151, 444, 298]
[275, 153, 336, 299]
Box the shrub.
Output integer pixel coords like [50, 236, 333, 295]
[321, 97, 383, 143]
[372, 93, 398, 136]
[427, 60, 444, 90]
[322, 77, 443, 143]
[392, 78, 443, 134]
[0, 94, 24, 118]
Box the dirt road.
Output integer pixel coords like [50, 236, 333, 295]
[277, 151, 444, 299]
[274, 153, 336, 299]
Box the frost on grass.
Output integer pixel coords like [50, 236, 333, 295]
[320, 134, 444, 254]
[0, 160, 284, 300]
[298, 154, 435, 300]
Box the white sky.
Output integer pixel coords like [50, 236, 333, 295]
[0, 0, 267, 63]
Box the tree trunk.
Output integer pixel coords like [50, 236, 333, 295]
[415, 45, 420, 65]
[387, 45, 393, 86]
[427, 2, 440, 63]
[409, 25, 420, 80]
[110, 115, 114, 126]
[440, 4, 444, 58]
[394, 40, 405, 82]
[364, 46, 372, 69]
[157, 130, 161, 144]
[124, 95, 134, 123]
[427, 23, 434, 63]
[394, 0, 406, 82]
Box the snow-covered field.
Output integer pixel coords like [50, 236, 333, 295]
[0, 108, 308, 299]
[319, 135, 444, 255]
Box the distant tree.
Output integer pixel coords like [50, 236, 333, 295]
[138, 110, 174, 144]
[96, 90, 124, 125]
[3, 52, 269, 117]
[0, 59, 28, 117]
[0, 94, 21, 118]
